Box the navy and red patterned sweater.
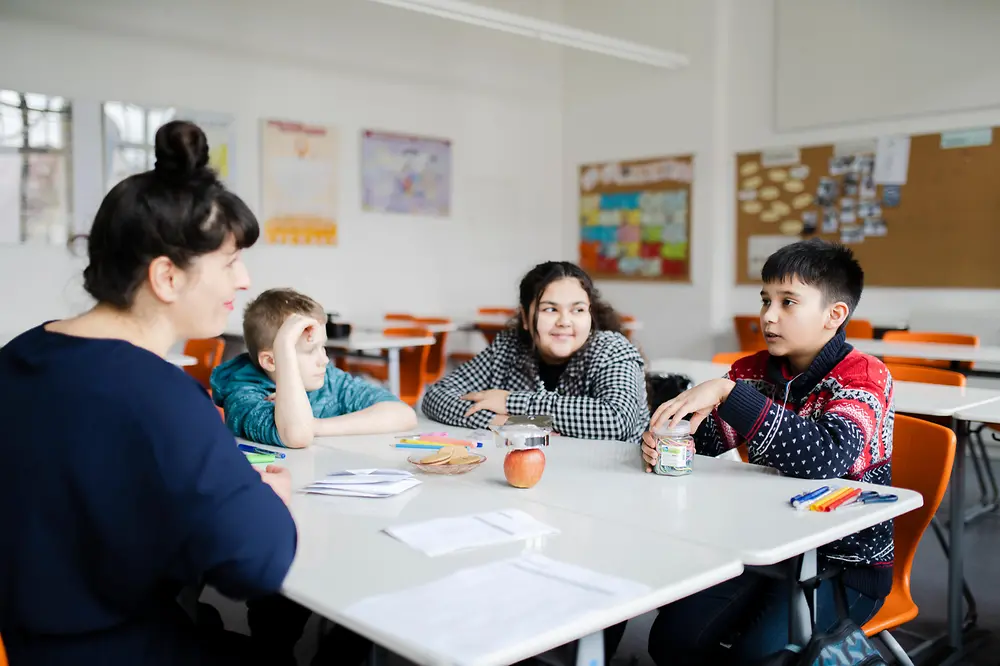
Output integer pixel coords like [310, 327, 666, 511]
[697, 330, 895, 598]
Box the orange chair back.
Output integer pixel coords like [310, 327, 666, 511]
[183, 338, 226, 390]
[385, 313, 413, 321]
[478, 307, 515, 317]
[712, 351, 755, 367]
[844, 319, 874, 339]
[413, 317, 451, 383]
[620, 314, 636, 340]
[0, 632, 7, 666]
[383, 327, 432, 407]
[863, 415, 955, 636]
[886, 364, 966, 387]
[733, 315, 766, 352]
[882, 331, 978, 370]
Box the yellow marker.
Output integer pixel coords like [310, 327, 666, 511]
[810, 487, 854, 512]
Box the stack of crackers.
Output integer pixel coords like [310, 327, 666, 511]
[417, 446, 482, 467]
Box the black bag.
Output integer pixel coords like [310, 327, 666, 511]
[755, 574, 887, 666]
[646, 373, 693, 412]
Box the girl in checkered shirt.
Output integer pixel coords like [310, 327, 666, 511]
[421, 261, 649, 445]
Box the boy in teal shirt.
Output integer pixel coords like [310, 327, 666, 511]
[211, 288, 416, 664]
[211, 288, 417, 448]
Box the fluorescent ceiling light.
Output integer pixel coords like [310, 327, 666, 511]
[365, 0, 690, 69]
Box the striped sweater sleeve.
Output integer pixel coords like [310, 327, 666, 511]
[716, 379, 885, 479]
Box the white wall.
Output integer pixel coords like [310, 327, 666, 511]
[0, 0, 566, 335]
[729, 0, 1000, 348]
[561, 0, 732, 360]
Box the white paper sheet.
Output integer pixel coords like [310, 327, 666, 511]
[873, 135, 910, 185]
[344, 554, 650, 666]
[301, 469, 421, 498]
[384, 509, 559, 556]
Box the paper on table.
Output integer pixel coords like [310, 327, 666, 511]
[344, 554, 651, 666]
[302, 469, 421, 498]
[385, 509, 559, 556]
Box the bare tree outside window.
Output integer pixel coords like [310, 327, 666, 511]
[0, 90, 73, 245]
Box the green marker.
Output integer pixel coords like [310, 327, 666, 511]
[244, 452, 276, 464]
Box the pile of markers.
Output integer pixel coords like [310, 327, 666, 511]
[789, 485, 898, 512]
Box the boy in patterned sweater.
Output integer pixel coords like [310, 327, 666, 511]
[642, 239, 894, 665]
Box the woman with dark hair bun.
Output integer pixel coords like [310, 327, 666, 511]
[422, 260, 649, 445]
[0, 121, 295, 665]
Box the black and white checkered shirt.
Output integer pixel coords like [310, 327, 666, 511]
[422, 329, 649, 444]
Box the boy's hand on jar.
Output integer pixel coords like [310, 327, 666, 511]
[641, 431, 659, 473]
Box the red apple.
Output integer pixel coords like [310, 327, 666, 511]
[503, 448, 546, 488]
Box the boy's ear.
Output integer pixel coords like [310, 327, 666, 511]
[827, 302, 850, 330]
[258, 349, 277, 373]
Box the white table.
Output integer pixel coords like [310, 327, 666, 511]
[648, 358, 729, 385]
[167, 354, 197, 367]
[326, 334, 435, 396]
[266, 444, 743, 666]
[312, 420, 920, 647]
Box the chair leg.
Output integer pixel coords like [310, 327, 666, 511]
[978, 430, 1000, 506]
[965, 428, 990, 507]
[877, 630, 914, 666]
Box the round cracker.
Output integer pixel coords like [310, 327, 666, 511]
[448, 453, 482, 465]
[420, 447, 457, 465]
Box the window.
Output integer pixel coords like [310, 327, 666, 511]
[0, 90, 73, 245]
[103, 101, 177, 190]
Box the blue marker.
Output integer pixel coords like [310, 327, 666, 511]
[790, 485, 830, 510]
[238, 443, 286, 459]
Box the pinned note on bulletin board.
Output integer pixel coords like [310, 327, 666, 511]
[578, 155, 693, 282]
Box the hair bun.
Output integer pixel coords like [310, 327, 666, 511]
[154, 120, 211, 181]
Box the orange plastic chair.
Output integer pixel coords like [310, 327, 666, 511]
[384, 313, 413, 321]
[882, 331, 979, 370]
[733, 315, 766, 352]
[478, 307, 515, 317]
[413, 317, 451, 383]
[862, 414, 955, 664]
[347, 327, 432, 407]
[844, 318, 874, 339]
[183, 338, 226, 390]
[886, 364, 966, 388]
[712, 351, 755, 366]
[620, 314, 636, 341]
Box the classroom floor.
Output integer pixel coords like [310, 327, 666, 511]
[204, 456, 1000, 666]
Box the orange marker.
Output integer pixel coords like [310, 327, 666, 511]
[820, 488, 862, 513]
[809, 487, 854, 512]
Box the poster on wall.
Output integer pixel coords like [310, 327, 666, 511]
[578, 155, 693, 281]
[360, 130, 451, 216]
[260, 119, 339, 246]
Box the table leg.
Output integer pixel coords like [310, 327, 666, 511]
[575, 631, 604, 666]
[788, 549, 817, 646]
[388, 348, 401, 396]
[948, 418, 968, 650]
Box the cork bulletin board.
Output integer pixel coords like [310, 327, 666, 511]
[736, 127, 1000, 288]
[579, 154, 693, 282]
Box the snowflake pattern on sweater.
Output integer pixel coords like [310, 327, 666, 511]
[696, 331, 894, 586]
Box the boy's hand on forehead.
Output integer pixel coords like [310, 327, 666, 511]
[650, 378, 736, 433]
[274, 313, 322, 349]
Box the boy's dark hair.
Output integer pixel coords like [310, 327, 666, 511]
[83, 121, 259, 309]
[243, 288, 326, 368]
[510, 261, 626, 347]
[761, 239, 864, 316]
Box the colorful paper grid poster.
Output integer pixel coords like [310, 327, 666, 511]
[578, 155, 693, 281]
[361, 130, 451, 216]
[260, 119, 339, 246]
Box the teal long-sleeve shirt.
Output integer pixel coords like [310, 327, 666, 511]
[211, 353, 400, 447]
